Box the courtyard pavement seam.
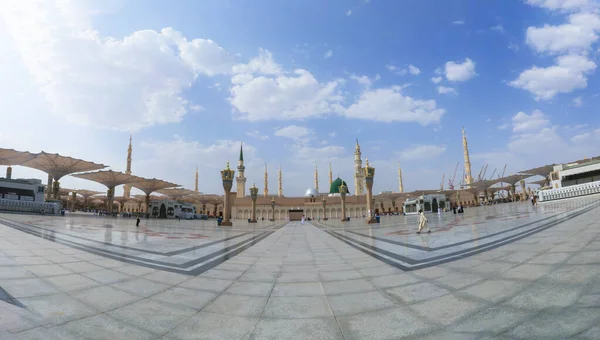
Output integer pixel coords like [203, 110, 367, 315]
[315, 201, 600, 271]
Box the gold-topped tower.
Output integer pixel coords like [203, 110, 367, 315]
[263, 164, 269, 197]
[236, 143, 246, 198]
[397, 162, 404, 193]
[123, 134, 133, 198]
[353, 139, 365, 195]
[462, 127, 474, 187]
[278, 164, 283, 197]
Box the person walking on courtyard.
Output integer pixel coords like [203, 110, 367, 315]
[136, 215, 140, 227]
[417, 209, 430, 234]
[301, 215, 305, 225]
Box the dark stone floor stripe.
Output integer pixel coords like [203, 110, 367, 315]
[317, 202, 599, 271]
[322, 200, 599, 252]
[0, 219, 283, 275]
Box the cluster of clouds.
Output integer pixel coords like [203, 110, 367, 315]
[510, 0, 600, 100]
[2, 0, 599, 194]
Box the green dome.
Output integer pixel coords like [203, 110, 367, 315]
[329, 177, 349, 194]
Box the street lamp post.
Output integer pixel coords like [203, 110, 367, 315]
[250, 183, 258, 223]
[322, 197, 328, 220]
[220, 162, 235, 226]
[339, 183, 347, 222]
[270, 198, 276, 221]
[364, 158, 377, 224]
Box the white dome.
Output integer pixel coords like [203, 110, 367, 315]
[304, 188, 319, 197]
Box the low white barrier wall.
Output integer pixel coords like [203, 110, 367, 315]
[538, 181, 600, 202]
[0, 199, 61, 214]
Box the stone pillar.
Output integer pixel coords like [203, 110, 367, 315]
[364, 159, 376, 224]
[145, 194, 150, 217]
[107, 187, 114, 214]
[322, 197, 327, 220]
[270, 198, 275, 221]
[392, 200, 396, 212]
[6, 166, 12, 179]
[52, 180, 60, 200]
[46, 174, 53, 200]
[202, 203, 206, 215]
[340, 183, 347, 221]
[220, 162, 235, 226]
[249, 184, 258, 223]
[71, 191, 77, 212]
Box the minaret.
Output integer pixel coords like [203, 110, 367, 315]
[314, 164, 319, 193]
[353, 139, 365, 195]
[123, 134, 133, 198]
[236, 143, 246, 198]
[194, 166, 199, 192]
[398, 163, 404, 193]
[462, 127, 474, 187]
[263, 164, 269, 197]
[329, 162, 333, 188]
[278, 165, 283, 197]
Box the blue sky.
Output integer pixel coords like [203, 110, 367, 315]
[1, 0, 599, 196]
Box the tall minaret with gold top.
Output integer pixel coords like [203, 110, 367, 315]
[314, 164, 319, 193]
[236, 143, 246, 198]
[329, 162, 333, 189]
[353, 139, 365, 195]
[194, 166, 199, 192]
[123, 134, 133, 198]
[398, 162, 404, 193]
[263, 164, 269, 197]
[462, 127, 474, 187]
[278, 165, 283, 197]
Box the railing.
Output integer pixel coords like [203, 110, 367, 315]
[538, 181, 600, 202]
[0, 198, 60, 214]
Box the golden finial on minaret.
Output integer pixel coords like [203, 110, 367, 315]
[226, 161, 230, 170]
[365, 158, 370, 167]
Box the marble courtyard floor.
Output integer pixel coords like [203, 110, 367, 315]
[1, 198, 600, 339]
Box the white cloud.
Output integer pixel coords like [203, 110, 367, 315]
[571, 132, 591, 142]
[138, 137, 261, 193]
[291, 144, 346, 161]
[437, 86, 457, 95]
[444, 58, 477, 82]
[512, 110, 550, 132]
[328, 132, 336, 137]
[491, 25, 505, 33]
[229, 49, 344, 121]
[431, 76, 443, 84]
[324, 50, 333, 59]
[343, 86, 445, 125]
[399, 145, 447, 160]
[498, 124, 510, 130]
[189, 104, 204, 112]
[572, 96, 583, 107]
[346, 10, 352, 16]
[274, 125, 314, 142]
[386, 64, 420, 76]
[508, 43, 520, 51]
[526, 12, 600, 54]
[452, 20, 465, 25]
[510, 54, 597, 100]
[1, 1, 234, 131]
[525, 0, 598, 12]
[408, 65, 421, 75]
[350, 74, 379, 87]
[246, 130, 270, 140]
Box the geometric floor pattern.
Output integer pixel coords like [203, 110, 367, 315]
[0, 197, 599, 339]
